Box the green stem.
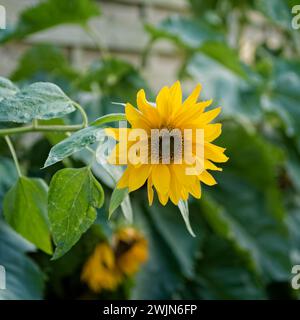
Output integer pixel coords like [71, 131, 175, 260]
[5, 136, 22, 177]
[0, 100, 89, 136]
[0, 124, 84, 136]
[83, 24, 110, 59]
[73, 101, 89, 128]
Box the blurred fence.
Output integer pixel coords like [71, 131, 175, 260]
[0, 0, 189, 90]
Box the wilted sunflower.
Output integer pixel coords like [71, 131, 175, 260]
[81, 243, 121, 293]
[114, 227, 148, 276]
[106, 81, 228, 206]
[81, 228, 148, 293]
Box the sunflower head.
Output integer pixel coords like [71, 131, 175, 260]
[81, 228, 148, 293]
[114, 227, 148, 276]
[81, 243, 121, 293]
[106, 81, 228, 206]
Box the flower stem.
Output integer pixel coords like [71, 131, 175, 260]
[73, 101, 89, 128]
[5, 136, 22, 177]
[83, 24, 110, 59]
[0, 100, 89, 136]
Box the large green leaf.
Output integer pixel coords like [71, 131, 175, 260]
[201, 123, 291, 281]
[147, 16, 248, 78]
[11, 45, 78, 86]
[146, 16, 222, 50]
[0, 77, 19, 102]
[187, 53, 261, 120]
[262, 59, 300, 151]
[77, 58, 149, 103]
[178, 235, 267, 300]
[0, 0, 100, 43]
[3, 177, 52, 254]
[286, 194, 300, 267]
[0, 221, 45, 300]
[0, 157, 18, 207]
[132, 196, 205, 299]
[48, 167, 104, 259]
[0, 82, 75, 123]
[255, 0, 292, 30]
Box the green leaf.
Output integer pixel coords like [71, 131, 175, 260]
[178, 235, 267, 300]
[0, 82, 75, 123]
[187, 53, 261, 121]
[132, 197, 205, 299]
[0, 157, 18, 207]
[200, 190, 290, 282]
[0, 0, 100, 44]
[262, 59, 300, 151]
[201, 123, 291, 281]
[44, 113, 125, 167]
[48, 167, 104, 259]
[199, 41, 248, 78]
[255, 0, 292, 30]
[146, 16, 222, 50]
[0, 221, 45, 299]
[0, 77, 19, 101]
[11, 44, 79, 85]
[147, 17, 247, 78]
[44, 127, 105, 167]
[109, 187, 129, 219]
[3, 177, 52, 254]
[77, 58, 149, 104]
[90, 113, 127, 126]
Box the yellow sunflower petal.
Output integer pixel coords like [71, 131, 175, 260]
[137, 89, 160, 125]
[189, 180, 201, 199]
[198, 170, 217, 185]
[169, 167, 182, 205]
[128, 165, 151, 192]
[204, 159, 223, 171]
[205, 123, 222, 142]
[152, 164, 170, 194]
[157, 191, 169, 206]
[125, 103, 151, 130]
[192, 106, 221, 126]
[147, 176, 154, 205]
[205, 142, 229, 163]
[156, 86, 171, 122]
[169, 81, 182, 114]
[117, 167, 130, 189]
[182, 83, 202, 108]
[181, 188, 189, 200]
[173, 164, 196, 187]
[174, 99, 213, 127]
[194, 99, 213, 113]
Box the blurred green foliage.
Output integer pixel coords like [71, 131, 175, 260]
[0, 0, 300, 300]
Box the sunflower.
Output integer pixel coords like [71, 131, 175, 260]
[106, 81, 228, 206]
[114, 227, 148, 276]
[81, 243, 121, 293]
[81, 228, 148, 293]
